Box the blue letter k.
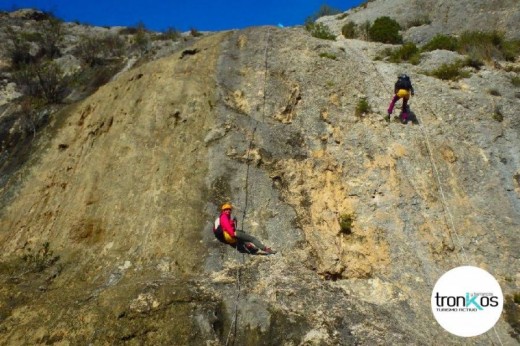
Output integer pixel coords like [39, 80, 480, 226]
[466, 293, 484, 310]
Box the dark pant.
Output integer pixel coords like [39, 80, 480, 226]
[235, 230, 266, 250]
[388, 94, 409, 119]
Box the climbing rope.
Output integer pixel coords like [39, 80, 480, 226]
[411, 100, 503, 346]
[226, 26, 272, 346]
[359, 49, 503, 344]
[355, 48, 471, 265]
[240, 27, 272, 227]
[225, 263, 242, 346]
[414, 111, 470, 263]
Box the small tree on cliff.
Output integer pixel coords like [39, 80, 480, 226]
[369, 16, 402, 44]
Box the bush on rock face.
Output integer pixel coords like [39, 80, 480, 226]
[355, 98, 371, 117]
[368, 16, 402, 44]
[338, 213, 355, 234]
[391, 42, 420, 64]
[341, 22, 357, 39]
[428, 60, 471, 81]
[421, 31, 520, 63]
[12, 61, 68, 104]
[422, 34, 459, 52]
[305, 22, 336, 41]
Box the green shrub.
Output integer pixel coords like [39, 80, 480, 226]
[512, 76, 520, 87]
[338, 213, 355, 234]
[341, 22, 357, 39]
[500, 39, 520, 62]
[359, 21, 371, 41]
[355, 98, 371, 117]
[305, 22, 336, 41]
[428, 60, 471, 81]
[458, 31, 508, 62]
[35, 62, 69, 104]
[374, 47, 392, 61]
[13, 62, 69, 104]
[391, 42, 420, 63]
[408, 54, 421, 65]
[399, 42, 419, 60]
[369, 16, 402, 44]
[422, 31, 520, 62]
[463, 56, 484, 70]
[422, 34, 459, 52]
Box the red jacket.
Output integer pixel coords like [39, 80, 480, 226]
[219, 212, 236, 238]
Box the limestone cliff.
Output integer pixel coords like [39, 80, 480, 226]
[0, 8, 519, 346]
[319, 0, 520, 43]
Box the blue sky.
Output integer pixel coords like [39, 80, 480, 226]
[1, 0, 365, 32]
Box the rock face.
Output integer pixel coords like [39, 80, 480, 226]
[319, 0, 520, 43]
[0, 5, 519, 346]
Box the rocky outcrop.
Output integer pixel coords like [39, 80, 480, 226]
[319, 0, 520, 43]
[0, 9, 193, 195]
[0, 5, 519, 346]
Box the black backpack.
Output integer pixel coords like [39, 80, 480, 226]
[395, 75, 412, 90]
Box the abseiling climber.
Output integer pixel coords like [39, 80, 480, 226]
[386, 74, 415, 124]
[213, 203, 277, 255]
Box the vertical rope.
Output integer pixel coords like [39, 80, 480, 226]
[357, 51, 471, 265]
[225, 261, 242, 346]
[226, 27, 271, 346]
[415, 120, 470, 263]
[241, 27, 271, 227]
[413, 102, 502, 346]
[348, 43, 503, 345]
